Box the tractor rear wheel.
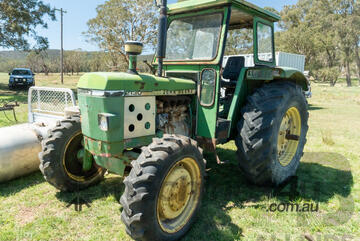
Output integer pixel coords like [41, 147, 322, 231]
[120, 135, 205, 241]
[39, 116, 105, 192]
[235, 81, 309, 185]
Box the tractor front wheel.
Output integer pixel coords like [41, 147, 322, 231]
[236, 81, 309, 185]
[120, 135, 205, 241]
[39, 116, 105, 192]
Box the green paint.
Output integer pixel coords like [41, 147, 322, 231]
[196, 66, 221, 138]
[78, 94, 124, 142]
[168, 0, 280, 23]
[227, 68, 248, 136]
[94, 156, 126, 175]
[275, 67, 309, 91]
[77, 72, 195, 91]
[84, 135, 153, 175]
[82, 149, 93, 171]
[128, 55, 137, 73]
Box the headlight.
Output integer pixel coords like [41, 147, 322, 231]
[98, 114, 109, 131]
[98, 113, 121, 131]
[200, 68, 216, 106]
[201, 69, 216, 85]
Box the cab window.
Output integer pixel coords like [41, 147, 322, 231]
[256, 22, 274, 62]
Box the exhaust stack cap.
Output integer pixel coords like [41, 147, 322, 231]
[125, 41, 143, 75]
[125, 41, 143, 55]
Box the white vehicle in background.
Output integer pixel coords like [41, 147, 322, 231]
[223, 52, 312, 98]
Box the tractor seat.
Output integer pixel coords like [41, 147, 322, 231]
[221, 56, 245, 88]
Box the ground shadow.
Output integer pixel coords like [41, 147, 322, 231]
[181, 149, 353, 240]
[55, 175, 124, 206]
[0, 171, 45, 197]
[45, 149, 353, 241]
[308, 104, 325, 111]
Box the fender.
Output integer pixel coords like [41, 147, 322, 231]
[273, 67, 309, 91]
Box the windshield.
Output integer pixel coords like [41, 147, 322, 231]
[12, 70, 31, 75]
[165, 13, 223, 61]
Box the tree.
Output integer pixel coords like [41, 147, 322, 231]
[277, 0, 359, 86]
[225, 29, 253, 55]
[64, 50, 83, 75]
[0, 0, 55, 50]
[317, 0, 358, 87]
[85, 0, 158, 71]
[88, 52, 107, 72]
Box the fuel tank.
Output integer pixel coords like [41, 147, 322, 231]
[0, 123, 50, 183]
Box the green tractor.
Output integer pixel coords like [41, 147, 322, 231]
[39, 0, 309, 240]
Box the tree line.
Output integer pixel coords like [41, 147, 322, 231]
[0, 49, 154, 74]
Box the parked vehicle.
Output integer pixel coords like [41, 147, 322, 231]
[8, 68, 35, 89]
[40, 0, 310, 240]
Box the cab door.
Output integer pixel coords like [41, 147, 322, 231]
[195, 8, 230, 139]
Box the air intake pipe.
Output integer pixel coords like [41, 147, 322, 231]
[156, 0, 167, 77]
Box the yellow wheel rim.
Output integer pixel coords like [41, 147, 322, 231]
[63, 131, 102, 182]
[157, 157, 202, 234]
[277, 107, 302, 167]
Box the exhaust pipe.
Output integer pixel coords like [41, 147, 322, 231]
[157, 0, 167, 77]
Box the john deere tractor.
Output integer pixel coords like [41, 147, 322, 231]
[39, 0, 309, 240]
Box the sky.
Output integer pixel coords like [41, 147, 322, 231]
[4, 0, 298, 51]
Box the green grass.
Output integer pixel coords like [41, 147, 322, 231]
[0, 74, 359, 240]
[337, 77, 360, 85]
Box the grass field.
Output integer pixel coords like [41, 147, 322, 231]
[0, 73, 359, 240]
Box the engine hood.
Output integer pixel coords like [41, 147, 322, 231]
[77, 72, 196, 92]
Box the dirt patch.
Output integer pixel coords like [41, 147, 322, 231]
[16, 203, 47, 226]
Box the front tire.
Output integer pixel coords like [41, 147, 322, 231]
[39, 116, 106, 192]
[236, 81, 309, 185]
[120, 135, 205, 241]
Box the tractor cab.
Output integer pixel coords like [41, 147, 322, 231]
[156, 0, 283, 142]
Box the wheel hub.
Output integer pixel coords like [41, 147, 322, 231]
[157, 157, 201, 234]
[277, 107, 301, 166]
[63, 131, 102, 182]
[159, 165, 192, 220]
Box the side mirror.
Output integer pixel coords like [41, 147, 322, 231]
[32, 73, 35, 76]
[8, 73, 11, 75]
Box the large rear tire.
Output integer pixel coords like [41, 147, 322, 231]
[39, 116, 106, 192]
[120, 135, 205, 241]
[236, 81, 309, 185]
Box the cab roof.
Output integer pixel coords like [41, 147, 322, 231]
[168, 0, 280, 23]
